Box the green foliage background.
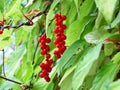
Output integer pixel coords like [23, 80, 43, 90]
[0, 0, 120, 90]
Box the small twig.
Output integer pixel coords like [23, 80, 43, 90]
[3, 0, 52, 30]
[32, 42, 39, 65]
[2, 49, 6, 77]
[0, 75, 23, 85]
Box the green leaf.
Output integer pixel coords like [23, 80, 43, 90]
[0, 0, 4, 13]
[15, 61, 33, 83]
[6, 44, 27, 77]
[104, 43, 115, 56]
[66, 16, 91, 46]
[108, 80, 120, 90]
[0, 37, 12, 50]
[0, 77, 21, 90]
[46, 0, 60, 36]
[84, 28, 118, 44]
[5, 0, 22, 19]
[72, 43, 102, 90]
[112, 52, 120, 64]
[60, 72, 74, 90]
[57, 40, 82, 72]
[74, 0, 82, 13]
[95, 0, 118, 23]
[32, 79, 48, 90]
[91, 62, 119, 90]
[111, 10, 120, 27]
[66, 0, 94, 46]
[59, 66, 76, 85]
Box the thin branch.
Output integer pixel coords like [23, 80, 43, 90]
[2, 49, 6, 77]
[3, 0, 52, 29]
[0, 75, 23, 85]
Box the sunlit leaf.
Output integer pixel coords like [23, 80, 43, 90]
[95, 0, 118, 23]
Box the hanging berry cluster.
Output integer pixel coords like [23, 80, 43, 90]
[38, 34, 54, 82]
[54, 14, 67, 58]
[38, 14, 67, 82]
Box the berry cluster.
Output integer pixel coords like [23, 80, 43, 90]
[38, 34, 54, 82]
[54, 14, 67, 58]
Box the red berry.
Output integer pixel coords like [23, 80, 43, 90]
[56, 19, 62, 26]
[46, 60, 53, 67]
[0, 30, 3, 34]
[61, 24, 67, 29]
[44, 75, 50, 82]
[46, 38, 51, 43]
[61, 46, 66, 53]
[42, 70, 48, 76]
[40, 63, 46, 69]
[46, 46, 50, 52]
[54, 27, 59, 34]
[56, 27, 63, 33]
[54, 50, 59, 55]
[41, 39, 46, 44]
[61, 34, 66, 40]
[54, 39, 59, 45]
[56, 36, 62, 42]
[46, 67, 52, 72]
[62, 15, 66, 20]
[41, 50, 47, 55]
[46, 54, 51, 59]
[56, 44, 61, 48]
[40, 44, 46, 49]
[48, 59, 54, 65]
[38, 37, 41, 42]
[56, 54, 61, 58]
[55, 14, 60, 18]
[59, 41, 65, 45]
[40, 72, 45, 78]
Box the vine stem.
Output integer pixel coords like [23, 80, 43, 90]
[2, 49, 6, 77]
[0, 75, 23, 85]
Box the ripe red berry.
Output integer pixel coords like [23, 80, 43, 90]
[0, 30, 3, 34]
[44, 75, 50, 82]
[40, 72, 45, 78]
[40, 44, 46, 49]
[41, 39, 46, 44]
[40, 63, 46, 69]
[62, 15, 66, 20]
[46, 67, 52, 72]
[54, 39, 59, 45]
[56, 54, 61, 58]
[46, 38, 51, 43]
[38, 37, 41, 42]
[48, 59, 54, 65]
[46, 46, 50, 52]
[46, 54, 51, 59]
[41, 50, 47, 55]
[54, 27, 59, 34]
[56, 44, 61, 48]
[54, 50, 59, 55]
[42, 70, 48, 75]
[61, 34, 66, 40]
[55, 14, 60, 18]
[61, 24, 67, 29]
